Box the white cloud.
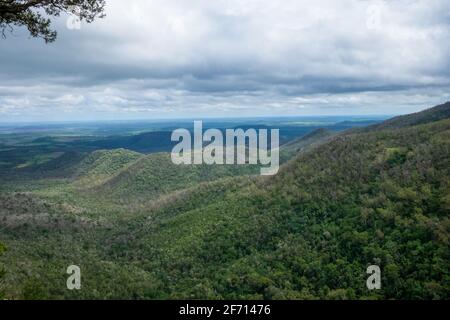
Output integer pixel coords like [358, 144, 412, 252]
[0, 0, 449, 121]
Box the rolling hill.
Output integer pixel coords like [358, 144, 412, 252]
[0, 103, 449, 300]
[280, 128, 335, 162]
[88, 152, 260, 203]
[368, 101, 450, 130]
[99, 104, 450, 299]
[69, 128, 337, 203]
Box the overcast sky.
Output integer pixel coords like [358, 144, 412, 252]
[0, 0, 449, 121]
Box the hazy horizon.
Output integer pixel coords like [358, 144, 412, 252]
[0, 114, 394, 126]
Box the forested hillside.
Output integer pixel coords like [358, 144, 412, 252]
[368, 101, 450, 130]
[98, 114, 449, 299]
[0, 242, 5, 299]
[0, 103, 449, 299]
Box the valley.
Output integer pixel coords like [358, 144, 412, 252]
[0, 106, 449, 300]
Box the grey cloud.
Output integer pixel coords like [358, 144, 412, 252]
[0, 0, 449, 121]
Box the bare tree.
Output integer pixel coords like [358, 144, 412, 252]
[0, 0, 105, 42]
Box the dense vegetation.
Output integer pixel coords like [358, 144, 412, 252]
[0, 105, 449, 299]
[0, 241, 5, 299]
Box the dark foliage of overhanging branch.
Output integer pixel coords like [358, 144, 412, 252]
[0, 0, 105, 42]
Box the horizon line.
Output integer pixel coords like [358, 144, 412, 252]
[0, 114, 395, 125]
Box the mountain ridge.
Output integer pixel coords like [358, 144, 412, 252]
[1, 102, 450, 299]
[368, 101, 450, 131]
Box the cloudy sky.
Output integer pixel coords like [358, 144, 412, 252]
[0, 0, 449, 121]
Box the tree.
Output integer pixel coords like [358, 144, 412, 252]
[0, 0, 105, 43]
